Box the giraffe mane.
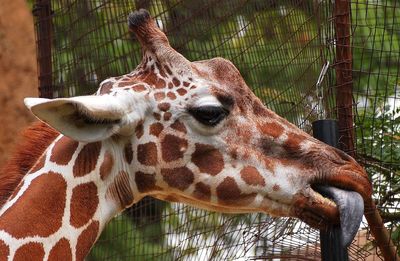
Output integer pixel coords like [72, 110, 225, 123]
[0, 122, 59, 207]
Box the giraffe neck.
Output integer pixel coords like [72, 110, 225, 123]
[0, 134, 133, 261]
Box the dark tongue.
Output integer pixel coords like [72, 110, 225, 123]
[316, 186, 364, 247]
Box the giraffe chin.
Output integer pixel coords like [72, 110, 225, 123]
[292, 185, 364, 247]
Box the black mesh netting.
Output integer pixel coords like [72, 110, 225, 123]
[32, 0, 400, 260]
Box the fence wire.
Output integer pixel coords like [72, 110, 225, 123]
[32, 0, 400, 260]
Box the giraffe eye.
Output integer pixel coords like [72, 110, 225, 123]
[188, 106, 229, 126]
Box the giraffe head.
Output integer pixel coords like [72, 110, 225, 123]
[24, 9, 371, 239]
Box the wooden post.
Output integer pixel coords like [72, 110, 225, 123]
[334, 1, 398, 260]
[33, 0, 53, 98]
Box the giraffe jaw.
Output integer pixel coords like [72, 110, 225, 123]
[292, 185, 364, 247]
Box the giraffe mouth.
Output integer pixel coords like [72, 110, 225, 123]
[293, 185, 364, 247]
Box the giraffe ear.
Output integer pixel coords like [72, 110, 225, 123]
[24, 95, 134, 142]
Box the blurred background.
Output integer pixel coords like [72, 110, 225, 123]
[1, 0, 399, 260]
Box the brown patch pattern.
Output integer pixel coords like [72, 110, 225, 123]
[172, 77, 180, 87]
[132, 84, 146, 92]
[161, 135, 188, 162]
[48, 238, 72, 261]
[73, 142, 101, 177]
[100, 151, 114, 180]
[135, 171, 158, 193]
[163, 112, 172, 121]
[216, 177, 256, 206]
[135, 123, 144, 139]
[0, 172, 66, 238]
[240, 166, 265, 186]
[170, 120, 187, 134]
[124, 142, 133, 164]
[167, 92, 176, 100]
[14, 242, 44, 261]
[273, 184, 280, 191]
[70, 182, 98, 228]
[177, 88, 187, 96]
[153, 113, 161, 121]
[154, 92, 165, 101]
[107, 171, 133, 208]
[76, 221, 99, 261]
[0, 240, 9, 261]
[285, 132, 306, 151]
[137, 142, 158, 166]
[258, 122, 284, 139]
[192, 143, 224, 176]
[193, 182, 211, 201]
[161, 167, 194, 191]
[158, 102, 170, 112]
[149, 122, 164, 137]
[50, 136, 79, 165]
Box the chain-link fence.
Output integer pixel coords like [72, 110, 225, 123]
[32, 0, 400, 259]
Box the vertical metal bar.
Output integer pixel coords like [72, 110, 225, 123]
[33, 0, 53, 98]
[313, 120, 348, 261]
[334, 1, 399, 260]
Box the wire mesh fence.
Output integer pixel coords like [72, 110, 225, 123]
[32, 0, 400, 260]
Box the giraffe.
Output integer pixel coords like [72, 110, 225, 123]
[0, 9, 371, 260]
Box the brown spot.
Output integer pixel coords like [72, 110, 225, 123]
[118, 80, 137, 87]
[164, 65, 173, 75]
[135, 123, 144, 139]
[0, 172, 66, 238]
[285, 132, 305, 151]
[216, 177, 256, 206]
[183, 81, 190, 87]
[240, 166, 265, 186]
[158, 102, 170, 112]
[190, 85, 197, 90]
[273, 184, 280, 191]
[107, 171, 133, 208]
[137, 142, 158, 166]
[100, 152, 114, 180]
[30, 154, 46, 173]
[161, 135, 188, 162]
[172, 77, 180, 87]
[193, 182, 211, 201]
[192, 143, 224, 176]
[135, 171, 160, 193]
[163, 112, 172, 121]
[154, 92, 166, 101]
[70, 182, 98, 228]
[177, 88, 187, 96]
[149, 122, 164, 137]
[50, 136, 79, 165]
[167, 92, 177, 100]
[132, 84, 146, 92]
[155, 78, 166, 89]
[161, 167, 194, 191]
[258, 122, 284, 139]
[48, 238, 72, 261]
[14, 242, 44, 261]
[76, 221, 99, 261]
[73, 142, 101, 177]
[99, 81, 113, 94]
[153, 113, 161, 121]
[124, 142, 133, 164]
[170, 120, 187, 134]
[168, 82, 173, 89]
[0, 240, 9, 261]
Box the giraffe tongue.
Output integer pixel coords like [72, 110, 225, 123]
[316, 186, 364, 247]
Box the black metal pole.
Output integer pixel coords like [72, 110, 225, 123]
[312, 119, 348, 261]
